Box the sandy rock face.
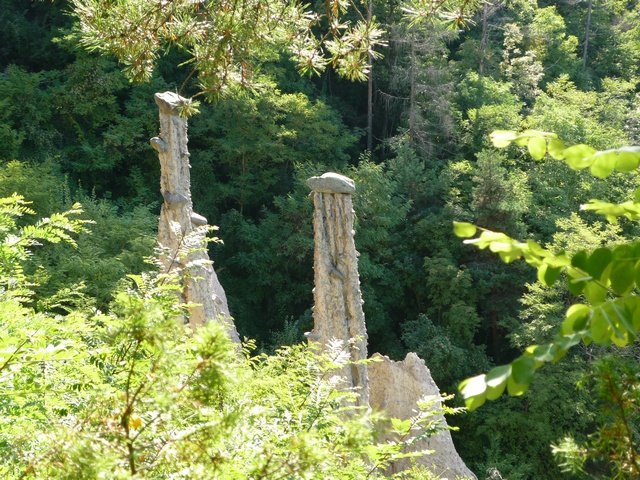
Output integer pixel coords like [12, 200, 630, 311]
[368, 353, 477, 479]
[307, 172, 476, 479]
[152, 92, 240, 343]
[307, 172, 369, 406]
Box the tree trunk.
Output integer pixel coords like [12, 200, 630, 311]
[367, 0, 374, 152]
[582, 0, 593, 70]
[479, 2, 488, 76]
[409, 40, 416, 146]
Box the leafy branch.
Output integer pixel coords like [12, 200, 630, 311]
[456, 130, 640, 410]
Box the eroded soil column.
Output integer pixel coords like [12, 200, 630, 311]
[307, 172, 369, 407]
[151, 91, 240, 343]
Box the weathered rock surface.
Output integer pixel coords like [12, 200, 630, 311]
[369, 353, 477, 479]
[152, 91, 240, 343]
[306, 172, 356, 194]
[308, 172, 368, 406]
[308, 172, 476, 479]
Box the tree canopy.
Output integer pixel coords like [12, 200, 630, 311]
[2, 0, 640, 477]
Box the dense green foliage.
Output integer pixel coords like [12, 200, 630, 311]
[456, 130, 640, 477]
[3, 0, 640, 477]
[0, 195, 458, 479]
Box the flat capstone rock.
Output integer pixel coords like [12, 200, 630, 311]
[155, 91, 189, 116]
[306, 172, 355, 194]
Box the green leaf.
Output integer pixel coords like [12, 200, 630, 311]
[563, 144, 597, 170]
[459, 374, 487, 411]
[528, 136, 547, 160]
[562, 303, 591, 335]
[611, 260, 635, 296]
[610, 302, 635, 338]
[490, 130, 518, 148]
[465, 231, 523, 257]
[511, 356, 535, 386]
[526, 239, 550, 257]
[507, 375, 529, 397]
[487, 240, 519, 253]
[632, 300, 640, 331]
[485, 365, 510, 400]
[126, 274, 145, 290]
[544, 254, 571, 268]
[568, 281, 587, 296]
[547, 139, 566, 160]
[554, 333, 583, 352]
[571, 250, 589, 271]
[391, 418, 412, 436]
[567, 268, 589, 296]
[538, 264, 562, 287]
[615, 149, 640, 172]
[584, 282, 607, 305]
[590, 153, 617, 178]
[581, 200, 640, 223]
[602, 304, 627, 341]
[611, 334, 629, 347]
[499, 249, 523, 264]
[587, 248, 613, 281]
[526, 129, 557, 138]
[634, 259, 640, 291]
[532, 344, 557, 363]
[590, 311, 611, 344]
[453, 222, 477, 238]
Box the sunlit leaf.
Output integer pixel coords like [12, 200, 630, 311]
[543, 253, 571, 268]
[526, 239, 549, 257]
[528, 136, 547, 160]
[610, 302, 635, 339]
[590, 153, 616, 178]
[589, 311, 611, 343]
[563, 304, 591, 335]
[538, 264, 562, 287]
[615, 150, 640, 172]
[391, 418, 412, 435]
[563, 144, 597, 170]
[490, 130, 518, 148]
[485, 365, 510, 400]
[547, 139, 566, 160]
[453, 222, 477, 238]
[531, 344, 557, 363]
[506, 375, 528, 396]
[499, 249, 523, 263]
[459, 374, 487, 411]
[611, 333, 629, 347]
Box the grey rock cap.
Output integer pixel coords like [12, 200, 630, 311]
[306, 172, 355, 194]
[154, 91, 189, 116]
[190, 212, 208, 226]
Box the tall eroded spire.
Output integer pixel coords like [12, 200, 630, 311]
[152, 92, 240, 343]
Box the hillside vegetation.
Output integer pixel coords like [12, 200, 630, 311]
[2, 0, 640, 477]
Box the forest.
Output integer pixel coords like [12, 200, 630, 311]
[2, 0, 640, 478]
